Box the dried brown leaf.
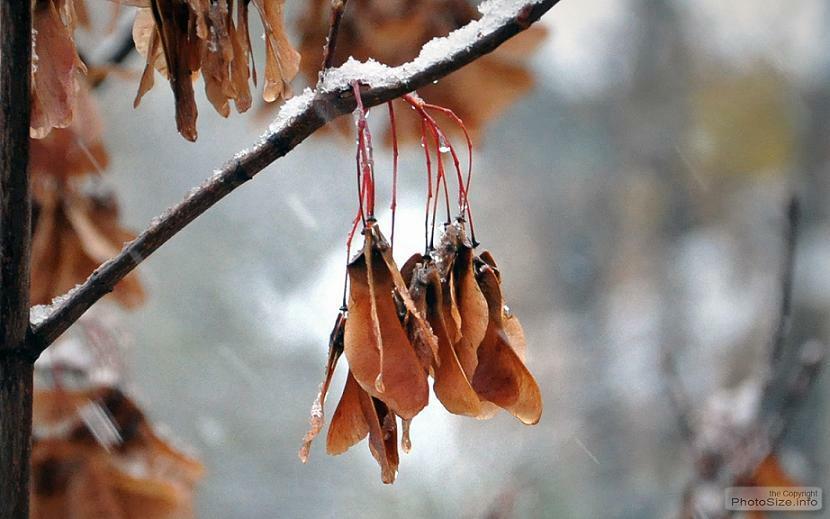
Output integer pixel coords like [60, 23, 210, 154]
[31, 0, 85, 138]
[421, 262, 481, 417]
[345, 230, 429, 419]
[359, 393, 399, 484]
[472, 266, 542, 425]
[299, 312, 345, 463]
[453, 243, 487, 378]
[326, 370, 369, 455]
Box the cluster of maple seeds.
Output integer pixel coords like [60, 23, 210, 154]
[132, 0, 300, 141]
[299, 86, 542, 483]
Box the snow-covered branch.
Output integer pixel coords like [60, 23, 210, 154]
[28, 0, 561, 354]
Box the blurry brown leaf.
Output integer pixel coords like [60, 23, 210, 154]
[326, 370, 369, 455]
[296, 0, 546, 143]
[31, 186, 145, 309]
[749, 455, 799, 488]
[31, 0, 87, 139]
[30, 83, 109, 180]
[129, 0, 300, 140]
[31, 387, 203, 519]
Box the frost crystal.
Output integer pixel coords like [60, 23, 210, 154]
[30, 304, 51, 327]
[266, 87, 316, 134]
[30, 284, 83, 326]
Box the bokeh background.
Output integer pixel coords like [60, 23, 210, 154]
[63, 1, 830, 517]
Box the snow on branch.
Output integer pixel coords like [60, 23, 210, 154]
[28, 0, 560, 354]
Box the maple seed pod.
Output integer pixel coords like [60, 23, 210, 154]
[428, 220, 489, 379]
[326, 370, 369, 456]
[131, 0, 300, 140]
[400, 252, 440, 375]
[403, 254, 481, 417]
[343, 222, 430, 420]
[299, 312, 346, 463]
[470, 259, 543, 425]
[325, 370, 400, 484]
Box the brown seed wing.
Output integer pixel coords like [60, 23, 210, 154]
[473, 325, 543, 425]
[400, 253, 424, 287]
[326, 371, 369, 455]
[403, 259, 439, 375]
[503, 313, 527, 362]
[345, 250, 428, 419]
[477, 250, 501, 281]
[373, 227, 439, 358]
[426, 273, 481, 417]
[31, 1, 82, 138]
[444, 271, 463, 344]
[400, 418, 412, 453]
[472, 267, 542, 425]
[359, 393, 399, 484]
[150, 0, 200, 141]
[299, 313, 346, 462]
[454, 245, 488, 377]
[252, 0, 300, 102]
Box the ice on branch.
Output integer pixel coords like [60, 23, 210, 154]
[266, 0, 542, 136]
[30, 285, 83, 327]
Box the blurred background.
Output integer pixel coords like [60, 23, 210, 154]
[41, 0, 830, 517]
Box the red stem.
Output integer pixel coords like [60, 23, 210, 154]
[419, 117, 433, 253]
[387, 102, 398, 251]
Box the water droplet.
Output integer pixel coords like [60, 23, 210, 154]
[438, 136, 450, 153]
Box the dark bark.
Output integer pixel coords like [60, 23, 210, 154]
[0, 0, 33, 518]
[0, 357, 33, 519]
[321, 0, 349, 72]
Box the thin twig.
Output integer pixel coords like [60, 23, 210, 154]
[28, 0, 562, 355]
[769, 196, 800, 364]
[321, 0, 349, 73]
[660, 345, 695, 444]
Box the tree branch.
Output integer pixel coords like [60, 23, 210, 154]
[28, 0, 561, 354]
[769, 196, 799, 364]
[0, 0, 32, 351]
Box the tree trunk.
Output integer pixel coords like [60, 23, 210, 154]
[0, 1, 33, 518]
[0, 356, 33, 519]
